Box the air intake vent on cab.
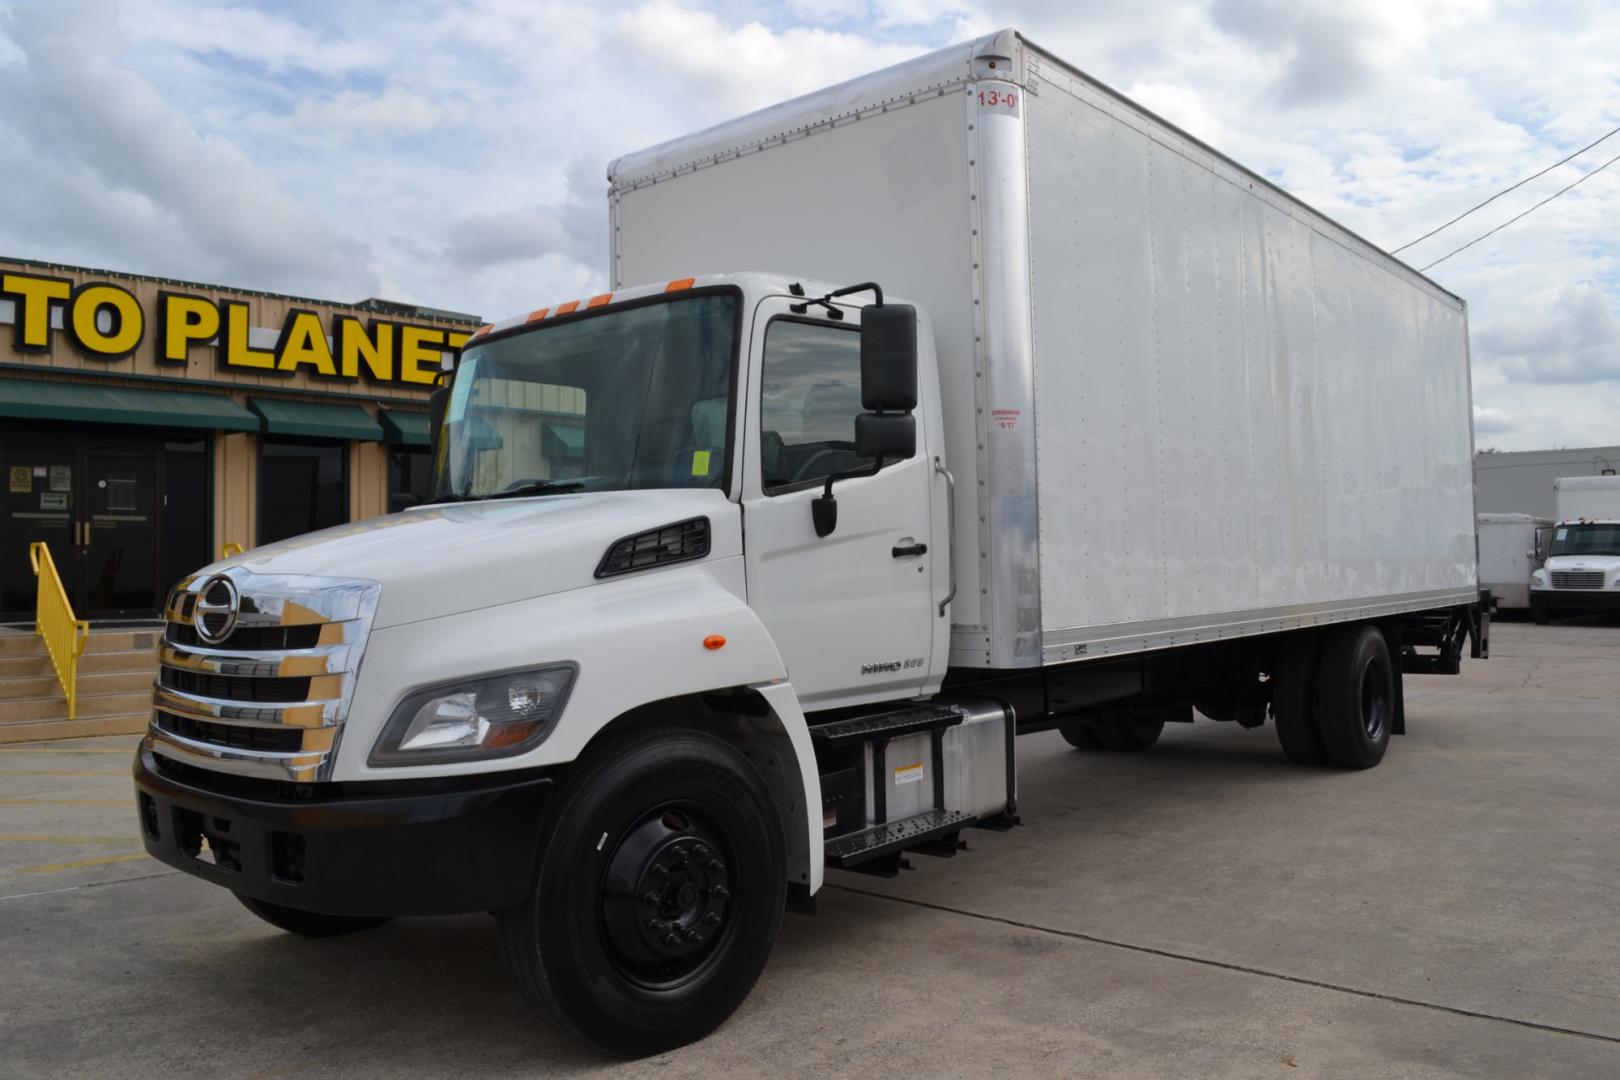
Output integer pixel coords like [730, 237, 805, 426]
[596, 517, 711, 578]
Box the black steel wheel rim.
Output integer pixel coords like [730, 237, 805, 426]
[599, 801, 737, 989]
[1360, 659, 1390, 741]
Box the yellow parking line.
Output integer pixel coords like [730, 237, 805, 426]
[0, 771, 125, 777]
[0, 748, 135, 754]
[0, 799, 127, 806]
[11, 852, 149, 875]
[0, 835, 139, 844]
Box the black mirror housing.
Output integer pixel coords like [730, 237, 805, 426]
[860, 303, 917, 412]
[855, 412, 916, 460]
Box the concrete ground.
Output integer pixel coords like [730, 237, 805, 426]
[2, 620, 1617, 1079]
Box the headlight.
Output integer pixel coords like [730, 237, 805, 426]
[369, 665, 577, 766]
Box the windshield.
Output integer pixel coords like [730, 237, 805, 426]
[432, 293, 737, 500]
[1548, 523, 1620, 557]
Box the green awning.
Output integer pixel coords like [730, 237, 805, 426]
[248, 397, 383, 442]
[542, 422, 585, 459]
[0, 379, 259, 431]
[379, 409, 432, 446]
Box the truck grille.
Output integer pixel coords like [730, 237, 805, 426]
[151, 570, 381, 782]
[1551, 572, 1605, 589]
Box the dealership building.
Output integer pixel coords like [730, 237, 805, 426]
[0, 256, 480, 623]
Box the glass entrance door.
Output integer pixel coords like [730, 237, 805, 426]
[82, 442, 159, 618]
[0, 429, 167, 622]
[1, 434, 79, 616]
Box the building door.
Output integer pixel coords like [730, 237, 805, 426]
[1, 429, 167, 622]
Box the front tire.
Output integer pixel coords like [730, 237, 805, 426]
[234, 894, 392, 937]
[498, 729, 786, 1056]
[1315, 625, 1395, 770]
[1093, 713, 1165, 751]
[1059, 722, 1104, 750]
[1532, 606, 1550, 625]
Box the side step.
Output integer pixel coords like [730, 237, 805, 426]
[809, 703, 965, 746]
[824, 809, 977, 869]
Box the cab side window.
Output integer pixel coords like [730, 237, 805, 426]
[760, 320, 869, 492]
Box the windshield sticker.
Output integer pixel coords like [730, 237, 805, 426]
[691, 450, 711, 477]
[1555, 528, 1567, 540]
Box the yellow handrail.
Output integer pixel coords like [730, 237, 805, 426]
[221, 541, 243, 558]
[29, 542, 90, 722]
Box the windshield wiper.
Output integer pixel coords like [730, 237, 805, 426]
[483, 480, 588, 500]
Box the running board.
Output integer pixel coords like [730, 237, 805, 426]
[824, 809, 977, 869]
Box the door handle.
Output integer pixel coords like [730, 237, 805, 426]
[892, 542, 927, 558]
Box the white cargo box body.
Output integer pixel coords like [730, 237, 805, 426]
[1477, 513, 1552, 610]
[609, 28, 1479, 669]
[1553, 476, 1620, 522]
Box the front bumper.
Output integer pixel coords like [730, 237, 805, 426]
[133, 745, 553, 917]
[1530, 590, 1620, 614]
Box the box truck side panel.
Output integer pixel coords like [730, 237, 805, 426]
[1024, 60, 1478, 661]
[610, 89, 990, 634]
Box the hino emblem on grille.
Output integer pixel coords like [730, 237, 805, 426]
[194, 575, 240, 645]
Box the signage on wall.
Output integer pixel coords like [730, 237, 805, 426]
[1, 271, 471, 390]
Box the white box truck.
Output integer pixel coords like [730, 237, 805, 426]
[1478, 512, 1553, 612]
[134, 30, 1486, 1055]
[1530, 475, 1620, 622]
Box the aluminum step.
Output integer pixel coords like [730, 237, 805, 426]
[825, 809, 977, 869]
[810, 704, 964, 747]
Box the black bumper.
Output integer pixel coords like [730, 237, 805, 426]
[133, 748, 553, 917]
[1530, 590, 1620, 614]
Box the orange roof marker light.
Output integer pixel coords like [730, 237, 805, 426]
[703, 634, 727, 651]
[665, 277, 696, 293]
[525, 308, 549, 323]
[587, 293, 613, 309]
[555, 300, 580, 315]
[471, 324, 493, 338]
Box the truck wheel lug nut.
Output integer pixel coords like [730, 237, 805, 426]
[650, 864, 668, 879]
[641, 891, 659, 907]
[711, 885, 730, 900]
[704, 912, 722, 925]
[692, 844, 709, 859]
[663, 933, 680, 947]
[709, 859, 724, 874]
[684, 930, 701, 943]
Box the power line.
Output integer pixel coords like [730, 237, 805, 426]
[1419, 150, 1620, 272]
[1393, 125, 1620, 253]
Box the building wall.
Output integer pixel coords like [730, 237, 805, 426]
[1474, 447, 1620, 518]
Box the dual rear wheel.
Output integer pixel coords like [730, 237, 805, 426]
[1272, 624, 1395, 769]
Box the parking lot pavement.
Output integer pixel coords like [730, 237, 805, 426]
[3, 621, 1618, 1078]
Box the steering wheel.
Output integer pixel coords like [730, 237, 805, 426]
[789, 446, 862, 485]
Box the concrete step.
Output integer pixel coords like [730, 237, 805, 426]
[3, 670, 153, 701]
[0, 628, 161, 657]
[0, 689, 151, 724]
[0, 713, 148, 744]
[0, 634, 46, 657]
[80, 648, 160, 675]
[0, 653, 53, 678]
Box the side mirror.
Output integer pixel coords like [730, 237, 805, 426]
[860, 303, 917, 411]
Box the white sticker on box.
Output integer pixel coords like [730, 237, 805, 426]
[893, 762, 925, 786]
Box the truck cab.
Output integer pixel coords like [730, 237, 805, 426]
[1529, 476, 1620, 623]
[136, 274, 977, 1053]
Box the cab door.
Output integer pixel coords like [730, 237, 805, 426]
[739, 300, 935, 710]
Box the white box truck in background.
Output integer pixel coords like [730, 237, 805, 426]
[134, 29, 1487, 1055]
[1478, 513, 1553, 612]
[1530, 475, 1620, 622]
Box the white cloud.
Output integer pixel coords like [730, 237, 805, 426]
[0, 0, 1615, 452]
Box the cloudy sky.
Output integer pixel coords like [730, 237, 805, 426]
[1, 0, 1615, 450]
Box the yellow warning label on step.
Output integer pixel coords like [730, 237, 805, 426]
[894, 762, 925, 786]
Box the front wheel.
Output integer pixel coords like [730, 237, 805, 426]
[1093, 713, 1165, 751]
[498, 729, 786, 1056]
[1531, 607, 1550, 625]
[235, 894, 392, 937]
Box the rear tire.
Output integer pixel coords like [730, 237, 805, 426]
[235, 894, 392, 937]
[1093, 713, 1164, 752]
[1271, 635, 1329, 766]
[1315, 625, 1395, 770]
[498, 729, 785, 1057]
[1059, 723, 1104, 750]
